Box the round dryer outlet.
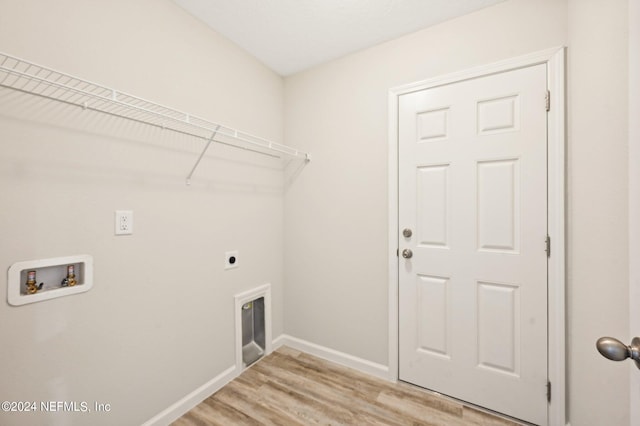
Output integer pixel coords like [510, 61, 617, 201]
[225, 250, 239, 270]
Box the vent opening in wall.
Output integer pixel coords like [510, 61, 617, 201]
[242, 298, 265, 367]
[235, 284, 272, 371]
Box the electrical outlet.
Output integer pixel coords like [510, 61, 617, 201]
[225, 250, 239, 270]
[115, 210, 133, 235]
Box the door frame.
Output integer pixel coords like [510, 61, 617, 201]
[387, 47, 566, 426]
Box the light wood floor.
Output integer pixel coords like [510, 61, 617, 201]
[173, 346, 523, 426]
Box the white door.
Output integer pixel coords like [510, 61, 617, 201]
[398, 64, 548, 425]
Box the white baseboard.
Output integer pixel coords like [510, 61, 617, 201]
[141, 364, 237, 426]
[273, 334, 390, 381]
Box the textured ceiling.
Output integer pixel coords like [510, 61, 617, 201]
[173, 0, 505, 76]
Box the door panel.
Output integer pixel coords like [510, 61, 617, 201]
[416, 274, 451, 357]
[398, 64, 548, 425]
[416, 164, 450, 248]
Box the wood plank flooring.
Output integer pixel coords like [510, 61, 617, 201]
[173, 346, 523, 426]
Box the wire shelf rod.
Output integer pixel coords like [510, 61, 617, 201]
[2, 66, 300, 158]
[0, 82, 282, 163]
[0, 51, 310, 168]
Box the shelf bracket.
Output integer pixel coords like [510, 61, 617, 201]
[186, 127, 220, 185]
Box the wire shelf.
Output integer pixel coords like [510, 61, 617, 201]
[0, 51, 310, 183]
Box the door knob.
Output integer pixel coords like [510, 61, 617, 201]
[402, 249, 413, 259]
[402, 228, 413, 238]
[596, 336, 640, 369]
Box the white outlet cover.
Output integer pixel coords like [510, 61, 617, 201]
[115, 210, 133, 235]
[225, 250, 239, 269]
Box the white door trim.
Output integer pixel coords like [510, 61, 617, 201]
[388, 46, 566, 426]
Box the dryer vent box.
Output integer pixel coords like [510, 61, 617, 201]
[241, 297, 265, 367]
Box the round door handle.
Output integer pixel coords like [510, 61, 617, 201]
[402, 228, 413, 238]
[402, 249, 413, 259]
[596, 336, 640, 369]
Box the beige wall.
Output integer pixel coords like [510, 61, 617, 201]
[284, 0, 568, 367]
[284, 0, 629, 424]
[0, 1, 285, 425]
[567, 0, 629, 424]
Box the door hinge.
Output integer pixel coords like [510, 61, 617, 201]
[545, 90, 551, 112]
[547, 381, 552, 403]
[545, 235, 551, 258]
